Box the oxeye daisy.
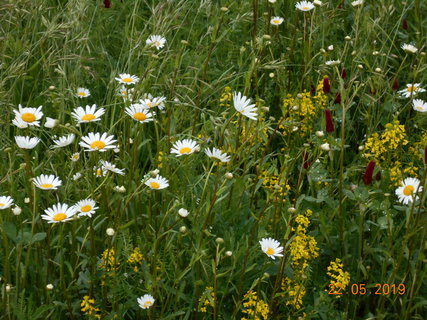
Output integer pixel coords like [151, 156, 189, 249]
[100, 160, 125, 175]
[233, 92, 258, 120]
[412, 99, 427, 112]
[401, 43, 418, 54]
[259, 237, 283, 260]
[73, 199, 98, 217]
[13, 104, 43, 127]
[79, 132, 117, 152]
[270, 16, 284, 26]
[395, 177, 422, 205]
[51, 134, 75, 149]
[146, 35, 166, 50]
[32, 174, 62, 190]
[15, 136, 41, 149]
[144, 175, 169, 190]
[325, 60, 341, 66]
[118, 86, 134, 101]
[137, 294, 155, 309]
[71, 105, 105, 123]
[76, 87, 90, 98]
[125, 105, 155, 123]
[398, 83, 426, 98]
[295, 1, 315, 11]
[205, 147, 231, 163]
[115, 73, 140, 85]
[351, 0, 364, 7]
[44, 117, 58, 128]
[71, 153, 80, 162]
[12, 117, 28, 128]
[0, 196, 14, 210]
[139, 95, 167, 110]
[170, 139, 199, 157]
[41, 203, 77, 223]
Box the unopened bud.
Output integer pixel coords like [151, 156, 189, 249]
[106, 228, 115, 236]
[225, 172, 233, 180]
[179, 226, 187, 233]
[225, 251, 233, 256]
[46, 284, 54, 290]
[216, 237, 224, 244]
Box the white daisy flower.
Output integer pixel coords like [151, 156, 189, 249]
[170, 139, 199, 157]
[351, 0, 364, 7]
[115, 73, 140, 85]
[125, 105, 155, 123]
[12, 117, 29, 128]
[72, 172, 82, 181]
[401, 43, 418, 54]
[412, 99, 427, 112]
[204, 147, 231, 163]
[325, 60, 341, 66]
[395, 177, 422, 205]
[0, 196, 14, 210]
[79, 132, 117, 152]
[73, 199, 98, 217]
[15, 136, 41, 149]
[76, 88, 90, 98]
[270, 16, 284, 26]
[32, 174, 62, 190]
[146, 35, 166, 50]
[13, 104, 43, 127]
[100, 160, 125, 175]
[137, 294, 155, 309]
[41, 203, 77, 223]
[71, 105, 105, 123]
[233, 92, 258, 120]
[144, 175, 169, 190]
[44, 117, 59, 128]
[51, 134, 75, 149]
[295, 1, 315, 11]
[139, 95, 167, 110]
[398, 83, 426, 98]
[259, 237, 284, 260]
[118, 86, 134, 101]
[71, 153, 80, 162]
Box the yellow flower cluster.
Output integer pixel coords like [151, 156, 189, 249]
[241, 290, 269, 320]
[81, 295, 101, 318]
[198, 286, 215, 313]
[389, 161, 419, 186]
[364, 120, 408, 162]
[327, 258, 350, 296]
[280, 78, 327, 135]
[157, 151, 165, 169]
[258, 169, 291, 200]
[289, 209, 319, 273]
[127, 247, 144, 272]
[99, 248, 119, 271]
[281, 277, 306, 310]
[219, 86, 232, 107]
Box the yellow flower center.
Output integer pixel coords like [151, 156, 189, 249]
[407, 86, 417, 92]
[82, 114, 96, 121]
[180, 147, 192, 154]
[134, 112, 147, 121]
[403, 185, 414, 196]
[122, 77, 133, 83]
[273, 20, 280, 24]
[155, 41, 160, 47]
[96, 169, 102, 176]
[22, 113, 36, 123]
[72, 155, 79, 160]
[40, 183, 53, 189]
[416, 106, 423, 111]
[147, 102, 153, 108]
[0, 203, 5, 207]
[78, 91, 86, 96]
[144, 301, 153, 308]
[81, 205, 92, 212]
[266, 247, 275, 255]
[90, 141, 106, 150]
[53, 213, 67, 222]
[303, 6, 310, 10]
[150, 182, 160, 189]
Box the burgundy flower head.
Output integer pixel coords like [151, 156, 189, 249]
[303, 151, 311, 169]
[324, 109, 335, 133]
[104, 0, 111, 8]
[340, 68, 347, 79]
[323, 77, 331, 94]
[334, 92, 341, 104]
[392, 78, 399, 91]
[363, 160, 376, 185]
[402, 19, 408, 31]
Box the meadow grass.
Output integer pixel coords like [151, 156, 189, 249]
[0, 0, 426, 319]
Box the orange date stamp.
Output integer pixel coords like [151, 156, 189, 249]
[328, 283, 406, 295]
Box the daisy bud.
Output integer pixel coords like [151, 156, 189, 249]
[313, 0, 322, 6]
[178, 208, 189, 218]
[225, 251, 233, 257]
[316, 131, 324, 138]
[320, 48, 326, 54]
[345, 36, 352, 41]
[24, 197, 30, 203]
[402, 19, 408, 30]
[375, 67, 382, 73]
[114, 148, 120, 153]
[179, 226, 187, 233]
[334, 92, 341, 104]
[340, 68, 347, 79]
[268, 0, 276, 3]
[46, 284, 54, 290]
[325, 109, 335, 133]
[358, 64, 363, 69]
[328, 45, 334, 51]
[44, 117, 58, 129]
[180, 40, 188, 45]
[12, 206, 22, 216]
[118, 186, 126, 193]
[320, 143, 331, 151]
[392, 78, 399, 91]
[216, 237, 224, 244]
[106, 228, 115, 236]
[225, 172, 233, 180]
[269, 72, 275, 78]
[220, 7, 229, 12]
[48, 85, 55, 90]
[384, 193, 390, 197]
[362, 160, 376, 185]
[288, 207, 296, 213]
[103, 0, 111, 8]
[263, 35, 271, 40]
[4, 147, 12, 152]
[323, 77, 331, 93]
[358, 145, 364, 151]
[351, 50, 357, 56]
[6, 285, 12, 292]
[129, 138, 133, 144]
